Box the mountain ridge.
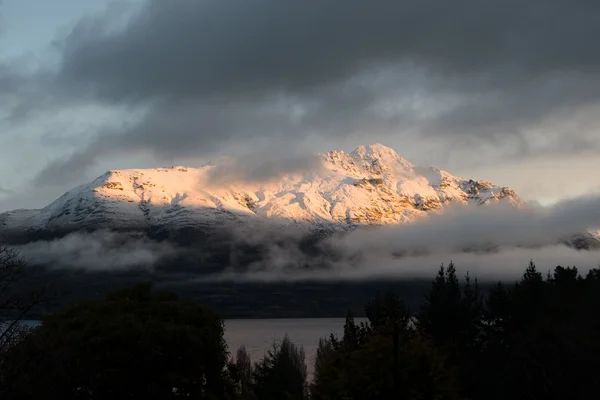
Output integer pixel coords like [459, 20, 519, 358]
[0, 144, 523, 242]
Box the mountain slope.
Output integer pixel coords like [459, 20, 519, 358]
[0, 144, 522, 241]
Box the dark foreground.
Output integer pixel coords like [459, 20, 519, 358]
[3, 261, 600, 399]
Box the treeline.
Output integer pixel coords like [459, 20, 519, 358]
[309, 262, 600, 399]
[1, 259, 600, 399]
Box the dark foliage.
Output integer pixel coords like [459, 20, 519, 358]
[480, 263, 600, 400]
[2, 259, 600, 399]
[311, 293, 459, 400]
[235, 346, 254, 398]
[311, 261, 600, 400]
[227, 337, 308, 400]
[0, 247, 45, 357]
[0, 283, 231, 399]
[252, 335, 308, 400]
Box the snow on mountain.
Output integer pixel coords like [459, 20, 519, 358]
[1, 144, 522, 241]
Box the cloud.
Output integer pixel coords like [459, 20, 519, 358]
[58, 0, 600, 101]
[204, 246, 600, 283]
[0, 0, 595, 212]
[331, 195, 600, 256]
[204, 152, 325, 186]
[15, 230, 175, 271]
[200, 194, 600, 281]
[16, 0, 596, 186]
[33, 76, 422, 185]
[8, 193, 600, 284]
[0, 185, 12, 196]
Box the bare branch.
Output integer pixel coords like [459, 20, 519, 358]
[0, 246, 47, 353]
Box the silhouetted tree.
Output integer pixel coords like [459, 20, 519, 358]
[365, 292, 410, 333]
[3, 258, 600, 400]
[228, 345, 255, 399]
[522, 259, 543, 284]
[586, 266, 600, 280]
[342, 311, 361, 349]
[236, 346, 253, 393]
[0, 247, 45, 356]
[313, 261, 600, 400]
[252, 335, 307, 400]
[0, 283, 231, 399]
[479, 281, 511, 395]
[479, 262, 600, 400]
[313, 337, 333, 383]
[418, 263, 462, 346]
[311, 290, 460, 400]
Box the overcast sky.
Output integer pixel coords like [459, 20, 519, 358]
[1, 0, 600, 212]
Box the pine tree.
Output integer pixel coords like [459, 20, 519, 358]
[343, 311, 360, 349]
[418, 264, 446, 342]
[313, 338, 332, 381]
[486, 282, 510, 330]
[586, 266, 600, 280]
[419, 262, 463, 345]
[522, 260, 543, 284]
[235, 345, 253, 398]
[365, 292, 410, 334]
[252, 335, 307, 400]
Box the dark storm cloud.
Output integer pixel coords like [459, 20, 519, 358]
[0, 64, 29, 112]
[0, 61, 72, 126]
[34, 80, 411, 185]
[30, 0, 600, 184]
[60, 0, 600, 101]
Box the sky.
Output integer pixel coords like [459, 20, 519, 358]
[1, 0, 600, 212]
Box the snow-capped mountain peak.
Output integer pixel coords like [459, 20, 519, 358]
[0, 145, 523, 241]
[324, 143, 413, 176]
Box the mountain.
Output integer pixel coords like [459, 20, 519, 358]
[3, 145, 597, 319]
[0, 144, 523, 243]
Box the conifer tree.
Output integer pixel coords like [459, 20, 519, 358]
[234, 345, 254, 398]
[252, 335, 307, 400]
